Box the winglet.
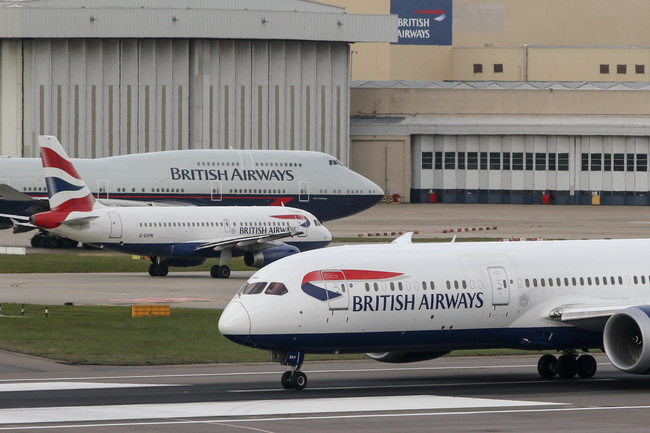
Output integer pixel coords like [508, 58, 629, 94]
[37, 136, 95, 212]
[391, 232, 413, 244]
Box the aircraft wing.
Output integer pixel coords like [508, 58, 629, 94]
[194, 227, 304, 252]
[548, 301, 650, 330]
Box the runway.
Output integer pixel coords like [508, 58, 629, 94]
[1, 352, 650, 432]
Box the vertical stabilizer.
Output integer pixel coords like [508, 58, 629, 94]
[38, 136, 95, 212]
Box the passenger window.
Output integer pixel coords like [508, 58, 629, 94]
[265, 282, 288, 296]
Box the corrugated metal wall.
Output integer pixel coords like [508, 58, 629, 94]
[22, 39, 350, 163]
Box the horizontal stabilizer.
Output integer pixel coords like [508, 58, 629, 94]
[0, 184, 36, 202]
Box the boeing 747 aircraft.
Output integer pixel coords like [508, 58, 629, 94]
[3, 136, 331, 278]
[0, 137, 383, 223]
[219, 235, 650, 389]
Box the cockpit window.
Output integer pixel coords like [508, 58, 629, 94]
[265, 282, 288, 296]
[241, 282, 267, 295]
[313, 219, 321, 226]
[328, 159, 342, 166]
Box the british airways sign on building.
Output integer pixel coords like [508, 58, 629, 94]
[391, 0, 452, 45]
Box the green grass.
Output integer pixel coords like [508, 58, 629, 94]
[0, 303, 267, 364]
[0, 253, 249, 274]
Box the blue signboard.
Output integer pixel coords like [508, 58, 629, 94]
[390, 0, 453, 45]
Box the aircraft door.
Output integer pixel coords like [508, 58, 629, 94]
[108, 212, 122, 238]
[299, 181, 309, 202]
[292, 211, 308, 237]
[322, 270, 349, 310]
[211, 181, 222, 201]
[223, 218, 234, 234]
[97, 179, 109, 199]
[488, 266, 510, 306]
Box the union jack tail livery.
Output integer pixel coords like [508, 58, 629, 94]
[38, 135, 95, 212]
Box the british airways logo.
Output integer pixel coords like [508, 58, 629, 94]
[301, 268, 484, 312]
[170, 168, 294, 182]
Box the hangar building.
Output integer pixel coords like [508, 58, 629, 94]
[323, 0, 650, 205]
[0, 0, 395, 165]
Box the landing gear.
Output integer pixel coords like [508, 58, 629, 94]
[536, 351, 597, 379]
[148, 258, 169, 277]
[274, 350, 307, 390]
[210, 265, 231, 279]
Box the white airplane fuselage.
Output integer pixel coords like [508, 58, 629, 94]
[0, 149, 383, 221]
[47, 205, 331, 260]
[220, 239, 650, 376]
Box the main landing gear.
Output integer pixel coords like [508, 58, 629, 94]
[537, 350, 597, 379]
[148, 258, 168, 277]
[210, 265, 231, 279]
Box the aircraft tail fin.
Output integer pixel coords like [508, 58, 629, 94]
[37, 136, 96, 213]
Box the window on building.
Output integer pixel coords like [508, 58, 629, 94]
[435, 152, 443, 169]
[480, 152, 488, 169]
[548, 153, 556, 171]
[513, 152, 524, 170]
[617, 64, 627, 74]
[467, 152, 478, 169]
[535, 153, 546, 171]
[581, 153, 589, 171]
[558, 153, 569, 171]
[422, 152, 433, 169]
[489, 152, 500, 170]
[493, 64, 503, 73]
[445, 152, 456, 169]
[627, 153, 635, 171]
[525, 153, 534, 170]
[638, 154, 648, 172]
[636, 64, 645, 74]
[604, 154, 612, 171]
[502, 152, 511, 170]
[591, 153, 602, 171]
[614, 153, 625, 171]
[600, 64, 610, 74]
[458, 152, 466, 169]
[473, 63, 483, 73]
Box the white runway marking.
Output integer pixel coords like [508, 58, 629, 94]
[0, 382, 172, 393]
[0, 395, 562, 425]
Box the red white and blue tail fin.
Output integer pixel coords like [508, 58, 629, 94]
[38, 136, 96, 212]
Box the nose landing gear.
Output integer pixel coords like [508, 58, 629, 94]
[274, 350, 308, 390]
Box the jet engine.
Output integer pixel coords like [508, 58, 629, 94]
[603, 306, 650, 374]
[366, 351, 450, 364]
[244, 245, 300, 268]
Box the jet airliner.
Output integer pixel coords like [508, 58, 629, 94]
[3, 136, 331, 278]
[219, 235, 650, 389]
[0, 137, 383, 224]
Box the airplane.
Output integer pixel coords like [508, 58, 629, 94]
[3, 136, 332, 278]
[0, 137, 383, 227]
[219, 234, 650, 389]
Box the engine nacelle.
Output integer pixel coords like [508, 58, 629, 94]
[165, 258, 206, 268]
[603, 306, 650, 374]
[244, 245, 300, 268]
[366, 351, 450, 364]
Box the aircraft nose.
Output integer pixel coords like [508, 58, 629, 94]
[218, 301, 251, 340]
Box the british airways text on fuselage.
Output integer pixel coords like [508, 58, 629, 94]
[352, 292, 484, 312]
[170, 167, 295, 182]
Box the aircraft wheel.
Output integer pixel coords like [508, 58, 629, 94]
[45, 236, 60, 249]
[576, 354, 597, 378]
[289, 371, 307, 390]
[157, 264, 169, 277]
[218, 265, 231, 279]
[556, 354, 577, 378]
[537, 354, 558, 378]
[31, 233, 45, 248]
[148, 263, 159, 277]
[210, 265, 220, 279]
[281, 371, 293, 389]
